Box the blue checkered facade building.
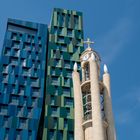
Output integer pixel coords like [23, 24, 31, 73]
[0, 19, 48, 140]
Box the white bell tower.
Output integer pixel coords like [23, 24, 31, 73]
[72, 38, 116, 140]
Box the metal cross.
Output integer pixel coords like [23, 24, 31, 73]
[83, 38, 94, 48]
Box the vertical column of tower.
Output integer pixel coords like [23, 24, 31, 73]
[103, 65, 116, 140]
[89, 54, 104, 140]
[72, 63, 84, 140]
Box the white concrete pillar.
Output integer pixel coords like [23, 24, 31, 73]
[89, 54, 104, 140]
[103, 64, 116, 140]
[85, 127, 93, 140]
[72, 63, 84, 140]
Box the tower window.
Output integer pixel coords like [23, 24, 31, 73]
[84, 63, 90, 81]
[59, 130, 63, 139]
[74, 15, 79, 29]
[11, 32, 17, 40]
[0, 105, 8, 115]
[53, 26, 57, 34]
[9, 94, 19, 104]
[64, 119, 68, 128]
[3, 116, 9, 127]
[2, 65, 9, 73]
[58, 27, 63, 35]
[64, 78, 70, 86]
[13, 49, 20, 57]
[63, 87, 70, 96]
[19, 118, 27, 129]
[61, 44, 67, 51]
[22, 67, 30, 76]
[67, 14, 71, 27]
[64, 97, 73, 107]
[58, 36, 64, 43]
[67, 29, 73, 37]
[66, 107, 70, 117]
[61, 13, 65, 26]
[10, 57, 18, 65]
[51, 106, 58, 116]
[2, 73, 8, 83]
[82, 84, 92, 121]
[28, 131, 32, 140]
[32, 87, 40, 96]
[27, 107, 32, 117]
[100, 93, 105, 119]
[49, 130, 55, 140]
[53, 117, 57, 128]
[52, 76, 59, 85]
[12, 41, 20, 49]
[17, 106, 22, 116]
[38, 37, 42, 45]
[16, 129, 21, 140]
[66, 69, 72, 77]
[18, 85, 25, 95]
[64, 60, 70, 69]
[21, 58, 26, 67]
[51, 96, 55, 105]
[4, 128, 9, 140]
[23, 42, 30, 50]
[4, 48, 11, 56]
[57, 12, 60, 25]
[68, 131, 74, 140]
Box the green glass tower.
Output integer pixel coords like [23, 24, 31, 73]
[42, 8, 84, 140]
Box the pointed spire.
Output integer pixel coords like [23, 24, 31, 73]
[91, 53, 95, 61]
[104, 64, 108, 73]
[73, 62, 78, 71]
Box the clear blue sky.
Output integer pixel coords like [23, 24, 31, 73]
[0, 0, 140, 139]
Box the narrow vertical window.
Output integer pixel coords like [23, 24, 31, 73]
[100, 93, 105, 119]
[49, 130, 54, 140]
[57, 12, 60, 25]
[67, 14, 71, 27]
[82, 84, 92, 121]
[74, 15, 79, 29]
[62, 13, 65, 26]
[84, 63, 90, 81]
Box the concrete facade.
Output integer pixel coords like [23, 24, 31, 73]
[103, 72, 116, 140]
[72, 68, 84, 140]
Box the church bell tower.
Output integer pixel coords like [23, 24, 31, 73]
[72, 38, 116, 140]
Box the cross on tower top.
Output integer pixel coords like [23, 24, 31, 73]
[83, 38, 94, 48]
